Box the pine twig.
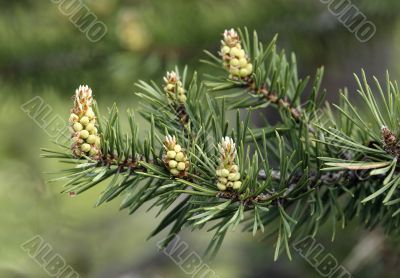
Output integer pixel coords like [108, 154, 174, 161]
[249, 82, 302, 120]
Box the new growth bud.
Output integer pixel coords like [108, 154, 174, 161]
[163, 71, 187, 104]
[70, 85, 101, 159]
[163, 135, 189, 177]
[219, 28, 253, 80]
[216, 137, 242, 191]
[381, 126, 399, 156]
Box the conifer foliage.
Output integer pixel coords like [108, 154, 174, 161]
[43, 28, 400, 260]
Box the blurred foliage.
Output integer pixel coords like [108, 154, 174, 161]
[0, 0, 399, 277]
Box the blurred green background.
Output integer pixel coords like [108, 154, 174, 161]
[1, 0, 399, 277]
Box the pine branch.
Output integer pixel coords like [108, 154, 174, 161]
[250, 84, 302, 120]
[42, 28, 400, 261]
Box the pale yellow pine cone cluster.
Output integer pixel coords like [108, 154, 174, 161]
[163, 135, 189, 177]
[163, 71, 187, 104]
[220, 28, 253, 80]
[69, 85, 101, 158]
[216, 137, 242, 191]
